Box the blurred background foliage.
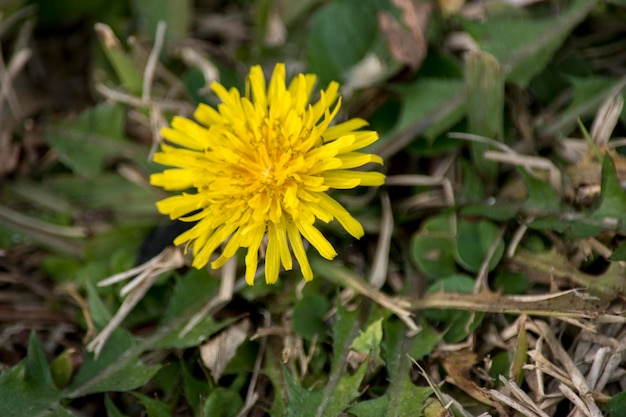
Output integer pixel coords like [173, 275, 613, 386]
[2, 0, 626, 416]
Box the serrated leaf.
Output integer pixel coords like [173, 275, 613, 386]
[284, 367, 324, 417]
[386, 379, 432, 417]
[0, 338, 64, 417]
[44, 103, 146, 178]
[25, 331, 57, 394]
[133, 392, 171, 417]
[67, 329, 161, 397]
[348, 397, 389, 417]
[462, 0, 596, 87]
[351, 318, 384, 368]
[331, 303, 360, 372]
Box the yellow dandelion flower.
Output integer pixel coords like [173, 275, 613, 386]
[150, 63, 385, 285]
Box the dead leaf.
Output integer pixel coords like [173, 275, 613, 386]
[379, 0, 432, 70]
[441, 350, 495, 406]
[200, 318, 251, 381]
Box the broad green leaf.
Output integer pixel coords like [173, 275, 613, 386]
[609, 241, 626, 261]
[105, 395, 131, 417]
[390, 78, 465, 143]
[348, 397, 389, 417]
[423, 275, 485, 343]
[45, 173, 158, 218]
[134, 0, 191, 41]
[153, 270, 232, 349]
[307, 0, 391, 85]
[461, 0, 597, 87]
[67, 328, 161, 396]
[133, 392, 171, 417]
[455, 219, 504, 273]
[410, 214, 457, 280]
[95, 24, 143, 94]
[181, 361, 208, 416]
[519, 170, 562, 213]
[539, 76, 626, 137]
[492, 270, 531, 295]
[410, 324, 442, 362]
[44, 104, 147, 178]
[203, 388, 243, 417]
[293, 293, 330, 340]
[604, 391, 626, 416]
[465, 51, 504, 178]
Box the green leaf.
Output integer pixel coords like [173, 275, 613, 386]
[604, 391, 626, 416]
[348, 397, 389, 417]
[322, 361, 368, 417]
[465, 51, 504, 178]
[133, 392, 171, 417]
[44, 103, 146, 178]
[390, 78, 465, 143]
[0, 333, 65, 417]
[424, 275, 485, 343]
[539, 76, 626, 137]
[284, 367, 324, 417]
[133, 0, 191, 41]
[455, 220, 504, 273]
[25, 331, 57, 394]
[462, 0, 597, 87]
[50, 349, 75, 389]
[591, 155, 626, 224]
[292, 293, 330, 340]
[381, 320, 435, 417]
[610, 241, 626, 261]
[410, 325, 442, 362]
[410, 214, 457, 280]
[386, 380, 432, 417]
[331, 303, 360, 372]
[519, 169, 562, 213]
[95, 24, 143, 94]
[352, 318, 384, 368]
[105, 395, 130, 417]
[307, 0, 391, 84]
[151, 270, 233, 349]
[181, 361, 208, 416]
[67, 329, 161, 396]
[202, 388, 243, 417]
